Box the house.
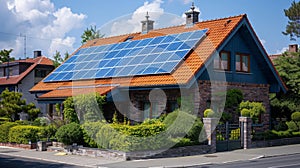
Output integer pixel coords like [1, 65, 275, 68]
[0, 51, 54, 115]
[269, 44, 298, 63]
[30, 5, 286, 128]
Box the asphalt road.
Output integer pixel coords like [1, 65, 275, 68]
[100, 153, 300, 168]
[0, 154, 86, 168]
[194, 153, 300, 168]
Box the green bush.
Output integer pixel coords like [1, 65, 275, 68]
[55, 122, 83, 145]
[292, 132, 300, 137]
[172, 137, 196, 147]
[204, 109, 215, 118]
[8, 125, 41, 144]
[81, 121, 106, 148]
[40, 125, 57, 141]
[225, 89, 244, 109]
[291, 112, 300, 122]
[239, 101, 266, 122]
[96, 121, 169, 151]
[0, 122, 18, 142]
[241, 109, 251, 117]
[229, 128, 240, 140]
[163, 110, 202, 140]
[32, 117, 49, 126]
[286, 121, 300, 132]
[271, 130, 292, 138]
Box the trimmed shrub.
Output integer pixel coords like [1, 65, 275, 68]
[239, 101, 266, 122]
[55, 122, 83, 145]
[241, 109, 251, 117]
[286, 121, 300, 132]
[204, 109, 215, 118]
[291, 112, 300, 122]
[0, 122, 18, 142]
[40, 125, 57, 141]
[163, 110, 202, 140]
[8, 125, 41, 144]
[81, 121, 106, 148]
[96, 124, 118, 149]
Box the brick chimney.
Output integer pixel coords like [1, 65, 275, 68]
[289, 44, 298, 53]
[141, 12, 154, 34]
[34, 50, 42, 58]
[185, 2, 200, 27]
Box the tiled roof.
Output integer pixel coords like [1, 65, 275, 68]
[31, 15, 246, 98]
[0, 56, 53, 86]
[38, 85, 116, 99]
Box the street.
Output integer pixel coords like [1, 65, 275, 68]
[0, 154, 86, 168]
[100, 153, 300, 168]
[198, 153, 300, 168]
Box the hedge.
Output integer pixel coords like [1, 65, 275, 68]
[8, 125, 41, 144]
[55, 122, 83, 145]
[95, 120, 169, 151]
[0, 122, 18, 142]
[81, 121, 107, 148]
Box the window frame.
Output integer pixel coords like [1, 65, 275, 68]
[214, 51, 231, 71]
[235, 53, 250, 73]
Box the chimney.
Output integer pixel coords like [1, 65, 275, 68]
[34, 50, 42, 58]
[141, 12, 154, 34]
[185, 2, 200, 27]
[289, 44, 298, 53]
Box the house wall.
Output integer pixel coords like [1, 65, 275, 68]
[18, 70, 47, 116]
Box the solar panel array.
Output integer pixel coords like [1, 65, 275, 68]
[44, 29, 208, 82]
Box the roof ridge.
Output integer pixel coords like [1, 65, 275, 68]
[88, 14, 246, 42]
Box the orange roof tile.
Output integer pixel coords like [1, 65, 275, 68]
[39, 85, 116, 99]
[0, 56, 53, 86]
[31, 15, 246, 97]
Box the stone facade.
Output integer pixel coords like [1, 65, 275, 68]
[123, 80, 270, 128]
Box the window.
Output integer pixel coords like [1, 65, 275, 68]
[236, 53, 250, 73]
[35, 69, 48, 78]
[143, 102, 161, 120]
[214, 51, 231, 71]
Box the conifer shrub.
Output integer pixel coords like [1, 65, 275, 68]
[55, 122, 83, 145]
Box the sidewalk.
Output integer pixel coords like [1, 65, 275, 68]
[1, 144, 300, 168]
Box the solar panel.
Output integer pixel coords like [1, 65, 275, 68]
[44, 29, 208, 82]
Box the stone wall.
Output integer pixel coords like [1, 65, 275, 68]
[60, 145, 211, 161]
[251, 137, 300, 148]
[197, 81, 270, 129]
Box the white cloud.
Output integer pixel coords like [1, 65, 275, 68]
[183, 0, 193, 5]
[0, 0, 86, 59]
[275, 47, 288, 54]
[104, 0, 187, 37]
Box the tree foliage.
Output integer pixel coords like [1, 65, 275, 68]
[81, 25, 104, 44]
[283, 1, 300, 40]
[239, 101, 266, 122]
[0, 88, 26, 121]
[271, 52, 300, 119]
[63, 93, 106, 124]
[0, 49, 15, 63]
[52, 51, 69, 68]
[22, 102, 41, 121]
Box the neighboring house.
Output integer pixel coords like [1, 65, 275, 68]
[0, 51, 54, 115]
[269, 44, 298, 63]
[30, 6, 286, 129]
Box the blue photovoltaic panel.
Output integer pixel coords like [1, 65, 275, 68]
[44, 29, 208, 82]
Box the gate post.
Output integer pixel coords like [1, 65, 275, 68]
[239, 117, 252, 149]
[203, 118, 218, 153]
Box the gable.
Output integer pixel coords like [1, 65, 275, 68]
[198, 18, 286, 93]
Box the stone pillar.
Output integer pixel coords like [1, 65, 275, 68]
[239, 117, 252, 149]
[203, 118, 218, 153]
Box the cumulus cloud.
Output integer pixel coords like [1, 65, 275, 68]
[0, 0, 86, 59]
[275, 47, 288, 54]
[104, 0, 186, 37]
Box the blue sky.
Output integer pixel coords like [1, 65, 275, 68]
[0, 0, 298, 58]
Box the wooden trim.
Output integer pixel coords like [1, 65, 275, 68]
[235, 53, 250, 73]
[214, 51, 231, 71]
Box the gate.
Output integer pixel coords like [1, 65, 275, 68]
[216, 122, 242, 152]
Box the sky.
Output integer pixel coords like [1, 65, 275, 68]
[0, 0, 298, 59]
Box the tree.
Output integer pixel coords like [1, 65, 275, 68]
[283, 1, 300, 40]
[0, 49, 15, 63]
[0, 88, 26, 121]
[22, 102, 41, 121]
[81, 25, 104, 44]
[271, 51, 300, 119]
[52, 51, 69, 68]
